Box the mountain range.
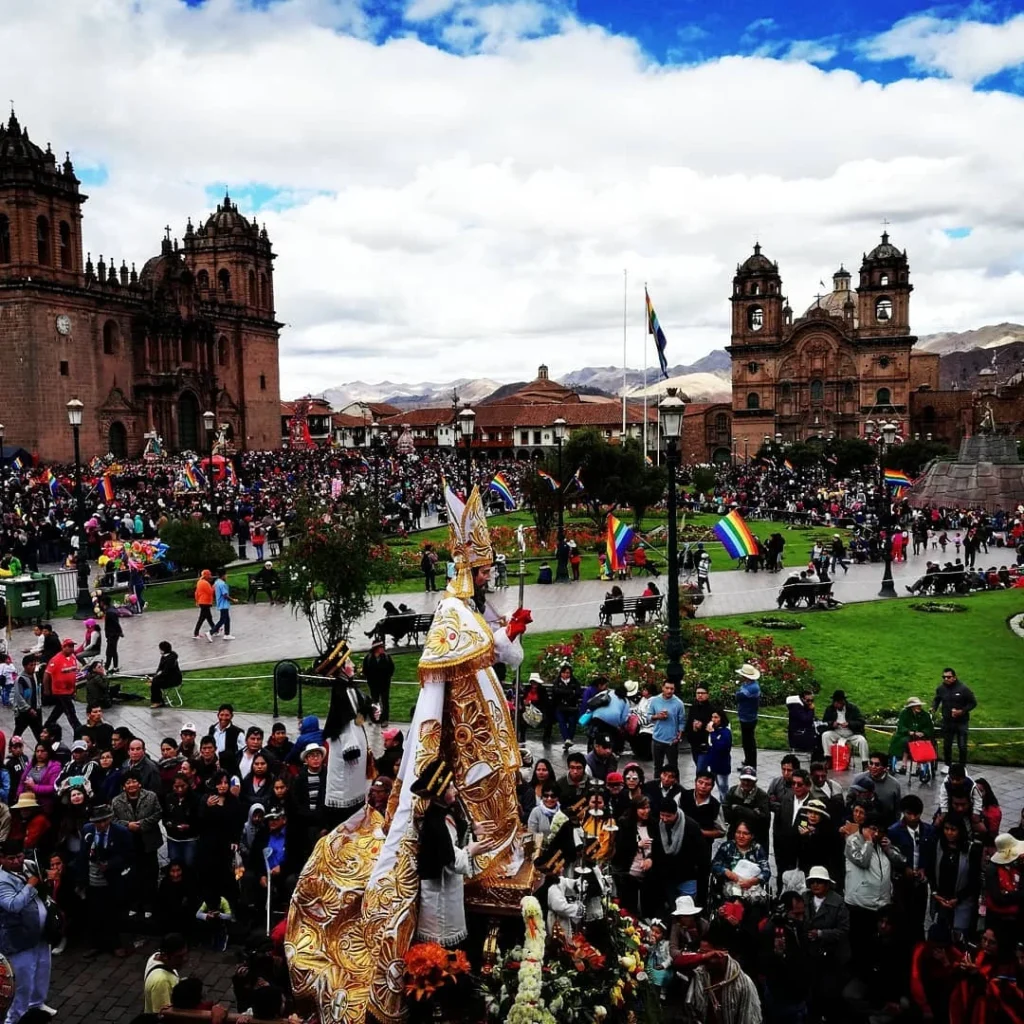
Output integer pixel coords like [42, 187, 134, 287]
[313, 324, 1024, 409]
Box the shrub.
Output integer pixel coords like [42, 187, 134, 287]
[159, 519, 237, 574]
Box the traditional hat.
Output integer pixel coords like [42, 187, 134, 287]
[300, 743, 327, 761]
[623, 680, 640, 698]
[806, 865, 834, 884]
[804, 798, 830, 820]
[904, 696, 924, 708]
[991, 834, 1024, 866]
[445, 485, 493, 599]
[672, 895, 703, 916]
[410, 757, 454, 800]
[12, 793, 39, 811]
[736, 663, 761, 681]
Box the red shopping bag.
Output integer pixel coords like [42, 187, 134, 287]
[831, 741, 851, 772]
[908, 739, 938, 764]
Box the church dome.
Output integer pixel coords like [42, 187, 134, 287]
[804, 265, 856, 318]
[0, 112, 48, 167]
[866, 231, 902, 261]
[204, 193, 255, 237]
[738, 242, 775, 274]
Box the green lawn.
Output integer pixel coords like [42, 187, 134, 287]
[152, 588, 1024, 764]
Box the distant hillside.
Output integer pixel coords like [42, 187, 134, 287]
[918, 323, 1024, 355]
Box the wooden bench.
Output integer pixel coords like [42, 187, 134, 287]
[366, 612, 435, 647]
[599, 594, 664, 626]
[777, 580, 834, 609]
[247, 572, 280, 603]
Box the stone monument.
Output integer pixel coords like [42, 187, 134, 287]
[909, 434, 1024, 512]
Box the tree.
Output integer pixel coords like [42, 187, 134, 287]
[521, 470, 557, 544]
[275, 496, 397, 655]
[160, 519, 236, 574]
[884, 439, 952, 477]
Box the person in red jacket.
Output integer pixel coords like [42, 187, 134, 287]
[43, 638, 81, 731]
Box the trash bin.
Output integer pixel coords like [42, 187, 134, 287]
[0, 574, 57, 623]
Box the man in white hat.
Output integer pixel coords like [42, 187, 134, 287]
[734, 664, 761, 770]
[984, 833, 1024, 947]
[804, 864, 851, 1015]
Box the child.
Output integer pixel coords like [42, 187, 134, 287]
[939, 531, 948, 554]
[0, 652, 17, 707]
[196, 885, 235, 952]
[645, 918, 671, 1000]
[954, 534, 962, 555]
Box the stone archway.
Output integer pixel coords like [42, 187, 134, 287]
[107, 421, 128, 458]
[712, 446, 732, 464]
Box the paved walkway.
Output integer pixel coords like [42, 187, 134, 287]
[13, 544, 937, 678]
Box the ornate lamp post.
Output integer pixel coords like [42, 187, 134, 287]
[458, 406, 475, 495]
[0, 423, 5, 519]
[660, 389, 687, 691]
[867, 419, 899, 598]
[203, 409, 216, 523]
[66, 399, 92, 619]
[553, 417, 568, 582]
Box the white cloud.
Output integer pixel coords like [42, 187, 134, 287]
[862, 11, 1024, 82]
[781, 39, 837, 64]
[405, 0, 461, 21]
[4, 0, 1024, 398]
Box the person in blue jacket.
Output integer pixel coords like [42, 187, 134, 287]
[698, 709, 733, 801]
[287, 716, 322, 765]
[734, 664, 762, 770]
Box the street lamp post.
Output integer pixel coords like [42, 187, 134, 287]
[660, 389, 687, 692]
[0, 423, 5, 519]
[868, 419, 898, 598]
[370, 421, 381, 508]
[203, 410, 216, 526]
[458, 407, 475, 495]
[553, 418, 568, 582]
[66, 399, 92, 619]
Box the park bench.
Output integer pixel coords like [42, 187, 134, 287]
[777, 580, 834, 609]
[598, 594, 664, 626]
[365, 611, 435, 647]
[247, 573, 280, 603]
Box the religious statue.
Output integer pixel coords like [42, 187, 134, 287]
[212, 423, 231, 454]
[287, 485, 531, 1024]
[142, 431, 163, 461]
[979, 401, 997, 435]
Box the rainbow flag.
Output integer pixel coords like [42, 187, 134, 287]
[606, 513, 635, 572]
[783, 459, 794, 472]
[49, 475, 60, 498]
[40, 468, 53, 484]
[11, 456, 23, 472]
[645, 288, 669, 379]
[538, 469, 559, 490]
[885, 469, 913, 488]
[713, 509, 759, 559]
[488, 472, 517, 510]
[183, 464, 200, 490]
[100, 475, 115, 502]
[892, 485, 908, 500]
[644, 455, 653, 467]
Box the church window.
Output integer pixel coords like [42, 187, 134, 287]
[810, 379, 824, 402]
[843, 381, 855, 398]
[747, 361, 759, 374]
[746, 393, 760, 410]
[218, 269, 231, 296]
[876, 387, 892, 406]
[59, 360, 68, 376]
[36, 216, 51, 265]
[59, 221, 72, 269]
[879, 274, 889, 286]
[923, 405, 935, 423]
[875, 297, 892, 322]
[260, 273, 268, 308]
[102, 320, 119, 355]
[260, 374, 267, 391]
[748, 306, 764, 331]
[197, 270, 209, 291]
[768, 283, 776, 293]
[780, 381, 792, 398]
[248, 270, 256, 305]
[749, 282, 760, 295]
[715, 413, 729, 432]
[217, 335, 229, 367]
[181, 335, 194, 362]
[0, 215, 9, 263]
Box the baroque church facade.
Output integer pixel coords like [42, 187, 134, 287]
[0, 112, 282, 463]
[727, 233, 939, 456]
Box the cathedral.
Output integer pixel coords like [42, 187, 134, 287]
[0, 112, 282, 463]
[727, 233, 939, 455]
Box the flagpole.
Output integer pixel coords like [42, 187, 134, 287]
[622, 268, 627, 437]
[643, 282, 648, 459]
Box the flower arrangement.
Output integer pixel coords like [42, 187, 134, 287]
[506, 897, 557, 1024]
[743, 616, 805, 630]
[536, 624, 816, 705]
[910, 602, 968, 614]
[403, 943, 472, 1004]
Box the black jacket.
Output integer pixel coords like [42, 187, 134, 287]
[931, 680, 977, 726]
[805, 889, 851, 966]
[162, 790, 201, 843]
[823, 701, 865, 735]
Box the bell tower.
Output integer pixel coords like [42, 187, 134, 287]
[730, 243, 784, 345]
[0, 111, 85, 286]
[857, 231, 912, 336]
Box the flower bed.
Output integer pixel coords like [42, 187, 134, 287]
[910, 602, 968, 614]
[537, 624, 815, 705]
[743, 616, 805, 630]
